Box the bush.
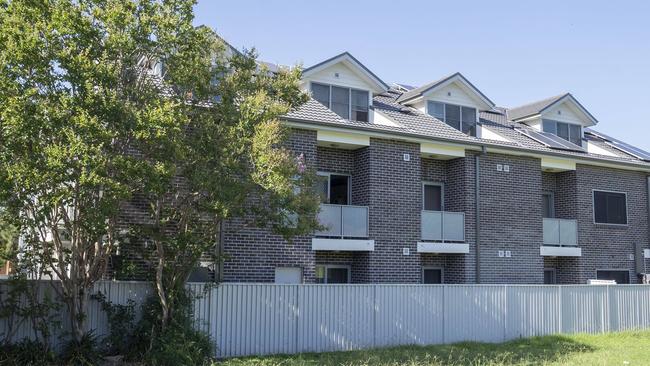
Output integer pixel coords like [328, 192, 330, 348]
[0, 339, 56, 366]
[129, 290, 214, 366]
[59, 332, 102, 366]
[91, 291, 137, 356]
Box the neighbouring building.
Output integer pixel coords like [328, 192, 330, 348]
[219, 52, 650, 285]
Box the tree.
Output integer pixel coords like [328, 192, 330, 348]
[0, 0, 200, 342]
[0, 0, 320, 342]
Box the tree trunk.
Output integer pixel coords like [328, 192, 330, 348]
[68, 284, 87, 343]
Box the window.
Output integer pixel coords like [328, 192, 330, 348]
[423, 183, 443, 211]
[422, 267, 443, 284]
[310, 83, 369, 122]
[543, 268, 556, 284]
[593, 191, 627, 225]
[426, 101, 477, 136]
[317, 173, 350, 205]
[597, 270, 630, 284]
[315, 265, 350, 284]
[542, 119, 582, 146]
[274, 267, 303, 284]
[542, 192, 555, 218]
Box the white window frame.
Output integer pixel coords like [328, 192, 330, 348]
[316, 264, 351, 284]
[310, 82, 370, 122]
[317, 171, 351, 205]
[542, 119, 584, 146]
[422, 182, 444, 211]
[542, 191, 555, 219]
[425, 101, 478, 135]
[422, 266, 444, 284]
[592, 189, 628, 226]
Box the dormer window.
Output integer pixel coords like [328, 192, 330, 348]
[427, 101, 477, 136]
[542, 119, 582, 146]
[311, 82, 369, 122]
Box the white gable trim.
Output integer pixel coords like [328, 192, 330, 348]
[539, 94, 598, 126]
[302, 53, 388, 94]
[421, 75, 494, 110]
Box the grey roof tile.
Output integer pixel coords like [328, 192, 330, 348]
[507, 94, 567, 121]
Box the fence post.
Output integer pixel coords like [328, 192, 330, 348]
[294, 284, 300, 353]
[503, 285, 507, 342]
[558, 286, 562, 334]
[442, 285, 446, 344]
[372, 284, 377, 348]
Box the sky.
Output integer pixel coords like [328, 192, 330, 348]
[193, 0, 650, 150]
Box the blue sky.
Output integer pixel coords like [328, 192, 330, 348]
[194, 0, 650, 150]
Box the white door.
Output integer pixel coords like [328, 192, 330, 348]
[274, 267, 302, 284]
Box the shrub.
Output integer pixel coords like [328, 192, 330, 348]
[0, 339, 56, 366]
[59, 331, 102, 366]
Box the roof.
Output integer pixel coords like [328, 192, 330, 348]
[508, 93, 599, 125]
[395, 72, 496, 109]
[283, 88, 650, 170]
[302, 52, 389, 93]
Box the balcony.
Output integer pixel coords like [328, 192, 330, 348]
[418, 210, 468, 254]
[312, 204, 373, 251]
[541, 218, 581, 257]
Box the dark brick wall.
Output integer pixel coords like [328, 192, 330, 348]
[217, 128, 650, 285]
[573, 164, 649, 283]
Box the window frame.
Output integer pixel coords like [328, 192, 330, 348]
[542, 191, 555, 219]
[592, 189, 628, 226]
[542, 119, 584, 146]
[426, 101, 478, 136]
[310, 82, 370, 122]
[422, 181, 445, 211]
[596, 269, 631, 284]
[317, 171, 352, 205]
[422, 266, 444, 284]
[316, 264, 352, 284]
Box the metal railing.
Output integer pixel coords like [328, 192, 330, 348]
[543, 218, 578, 246]
[421, 210, 465, 242]
[315, 204, 369, 238]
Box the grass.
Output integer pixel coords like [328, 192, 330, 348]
[217, 330, 650, 365]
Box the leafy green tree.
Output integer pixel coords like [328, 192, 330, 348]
[0, 0, 320, 342]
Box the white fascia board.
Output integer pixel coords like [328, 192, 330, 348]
[417, 242, 469, 254]
[542, 94, 598, 127]
[317, 130, 370, 149]
[541, 157, 576, 172]
[540, 246, 582, 257]
[283, 121, 650, 173]
[312, 238, 374, 251]
[421, 142, 466, 159]
[302, 54, 387, 93]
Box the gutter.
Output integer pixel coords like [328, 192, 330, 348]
[475, 146, 487, 284]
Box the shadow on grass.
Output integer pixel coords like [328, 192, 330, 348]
[221, 335, 596, 365]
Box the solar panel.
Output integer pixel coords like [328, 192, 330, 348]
[585, 129, 650, 161]
[516, 128, 585, 152]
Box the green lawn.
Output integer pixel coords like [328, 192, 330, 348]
[218, 330, 650, 365]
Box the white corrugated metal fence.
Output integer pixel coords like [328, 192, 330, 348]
[2, 281, 650, 358]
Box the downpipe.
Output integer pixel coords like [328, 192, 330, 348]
[475, 146, 487, 284]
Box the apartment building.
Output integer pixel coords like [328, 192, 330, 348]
[221, 52, 650, 285]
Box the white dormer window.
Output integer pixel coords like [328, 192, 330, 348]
[311, 82, 369, 122]
[542, 119, 582, 146]
[427, 101, 477, 136]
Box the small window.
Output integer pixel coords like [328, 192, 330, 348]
[596, 270, 630, 284]
[310, 83, 370, 122]
[275, 267, 303, 284]
[312, 83, 330, 107]
[542, 119, 582, 146]
[543, 268, 556, 284]
[422, 267, 443, 284]
[351, 89, 369, 122]
[315, 265, 350, 284]
[427, 101, 445, 120]
[426, 102, 477, 136]
[317, 173, 350, 205]
[594, 191, 627, 224]
[423, 183, 443, 211]
[542, 192, 554, 218]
